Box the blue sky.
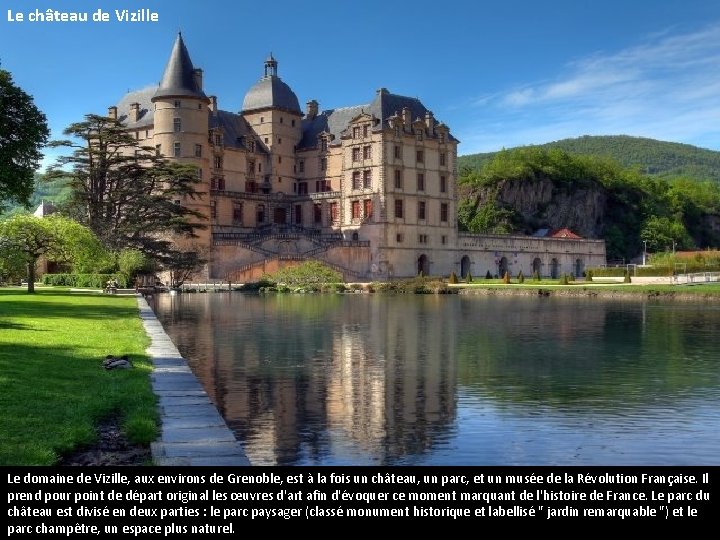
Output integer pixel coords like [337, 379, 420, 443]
[3, 0, 720, 168]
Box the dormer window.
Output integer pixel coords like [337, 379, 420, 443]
[415, 129, 423, 141]
[320, 139, 328, 152]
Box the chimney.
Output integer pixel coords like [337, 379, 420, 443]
[107, 106, 118, 120]
[402, 107, 411, 130]
[306, 99, 319, 119]
[129, 103, 140, 123]
[425, 111, 434, 136]
[193, 68, 203, 91]
[376, 87, 388, 96]
[209, 95, 218, 113]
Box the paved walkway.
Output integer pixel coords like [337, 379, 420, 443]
[137, 296, 251, 466]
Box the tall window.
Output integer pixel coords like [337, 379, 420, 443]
[352, 171, 361, 190]
[173, 118, 181, 132]
[173, 142, 181, 157]
[352, 126, 360, 139]
[394, 170, 403, 189]
[351, 200, 361, 220]
[417, 173, 425, 191]
[320, 157, 327, 170]
[257, 204, 265, 224]
[214, 156, 222, 169]
[394, 145, 401, 159]
[394, 199, 404, 219]
[363, 170, 372, 189]
[352, 147, 361, 161]
[416, 149, 424, 163]
[195, 144, 202, 157]
[210, 201, 216, 219]
[415, 129, 423, 141]
[155, 144, 161, 156]
[294, 204, 302, 225]
[174, 100, 181, 108]
[216, 177, 225, 191]
[298, 159, 304, 173]
[248, 140, 255, 153]
[363, 199, 373, 220]
[363, 145, 372, 160]
[233, 203, 243, 224]
[362, 124, 369, 137]
[314, 204, 322, 224]
[440, 152, 446, 166]
[440, 202, 448, 222]
[298, 182, 308, 195]
[320, 139, 328, 152]
[417, 201, 426, 220]
[440, 175, 447, 193]
[329, 202, 339, 223]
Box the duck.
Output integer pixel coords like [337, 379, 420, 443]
[103, 355, 133, 370]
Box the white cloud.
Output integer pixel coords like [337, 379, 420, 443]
[463, 23, 720, 154]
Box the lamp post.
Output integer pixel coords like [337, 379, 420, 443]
[643, 240, 647, 266]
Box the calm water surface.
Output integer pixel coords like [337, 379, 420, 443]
[149, 293, 720, 465]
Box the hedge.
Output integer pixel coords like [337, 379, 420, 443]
[41, 273, 129, 288]
[588, 264, 720, 278]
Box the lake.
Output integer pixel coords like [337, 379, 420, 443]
[149, 292, 720, 466]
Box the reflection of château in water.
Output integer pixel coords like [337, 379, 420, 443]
[112, 33, 606, 283]
[173, 295, 456, 465]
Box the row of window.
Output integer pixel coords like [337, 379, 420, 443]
[351, 146, 373, 161]
[351, 170, 372, 190]
[395, 233, 448, 245]
[393, 125, 448, 144]
[394, 200, 449, 222]
[393, 170, 448, 193]
[352, 125, 371, 139]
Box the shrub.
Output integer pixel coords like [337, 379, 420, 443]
[41, 273, 128, 288]
[533, 270, 541, 282]
[624, 270, 632, 283]
[485, 270, 492, 279]
[585, 270, 593, 282]
[449, 271, 458, 284]
[502, 271, 510, 284]
[559, 273, 569, 285]
[264, 260, 343, 287]
[517, 270, 525, 284]
[466, 272, 473, 283]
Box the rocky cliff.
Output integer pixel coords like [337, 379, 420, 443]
[460, 177, 608, 238]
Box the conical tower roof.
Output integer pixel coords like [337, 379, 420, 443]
[152, 33, 208, 101]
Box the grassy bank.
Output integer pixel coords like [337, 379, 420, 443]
[455, 282, 720, 299]
[0, 288, 157, 465]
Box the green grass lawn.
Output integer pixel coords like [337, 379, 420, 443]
[0, 288, 158, 465]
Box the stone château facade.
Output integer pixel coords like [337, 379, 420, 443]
[110, 34, 606, 282]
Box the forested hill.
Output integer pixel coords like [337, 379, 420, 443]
[459, 135, 720, 182]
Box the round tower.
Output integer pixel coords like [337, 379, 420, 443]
[151, 33, 212, 264]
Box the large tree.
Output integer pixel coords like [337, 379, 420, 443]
[48, 114, 206, 265]
[0, 213, 103, 293]
[0, 68, 49, 211]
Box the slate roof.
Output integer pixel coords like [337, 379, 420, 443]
[115, 87, 156, 129]
[210, 110, 267, 153]
[298, 89, 457, 150]
[153, 33, 208, 101]
[241, 56, 301, 114]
